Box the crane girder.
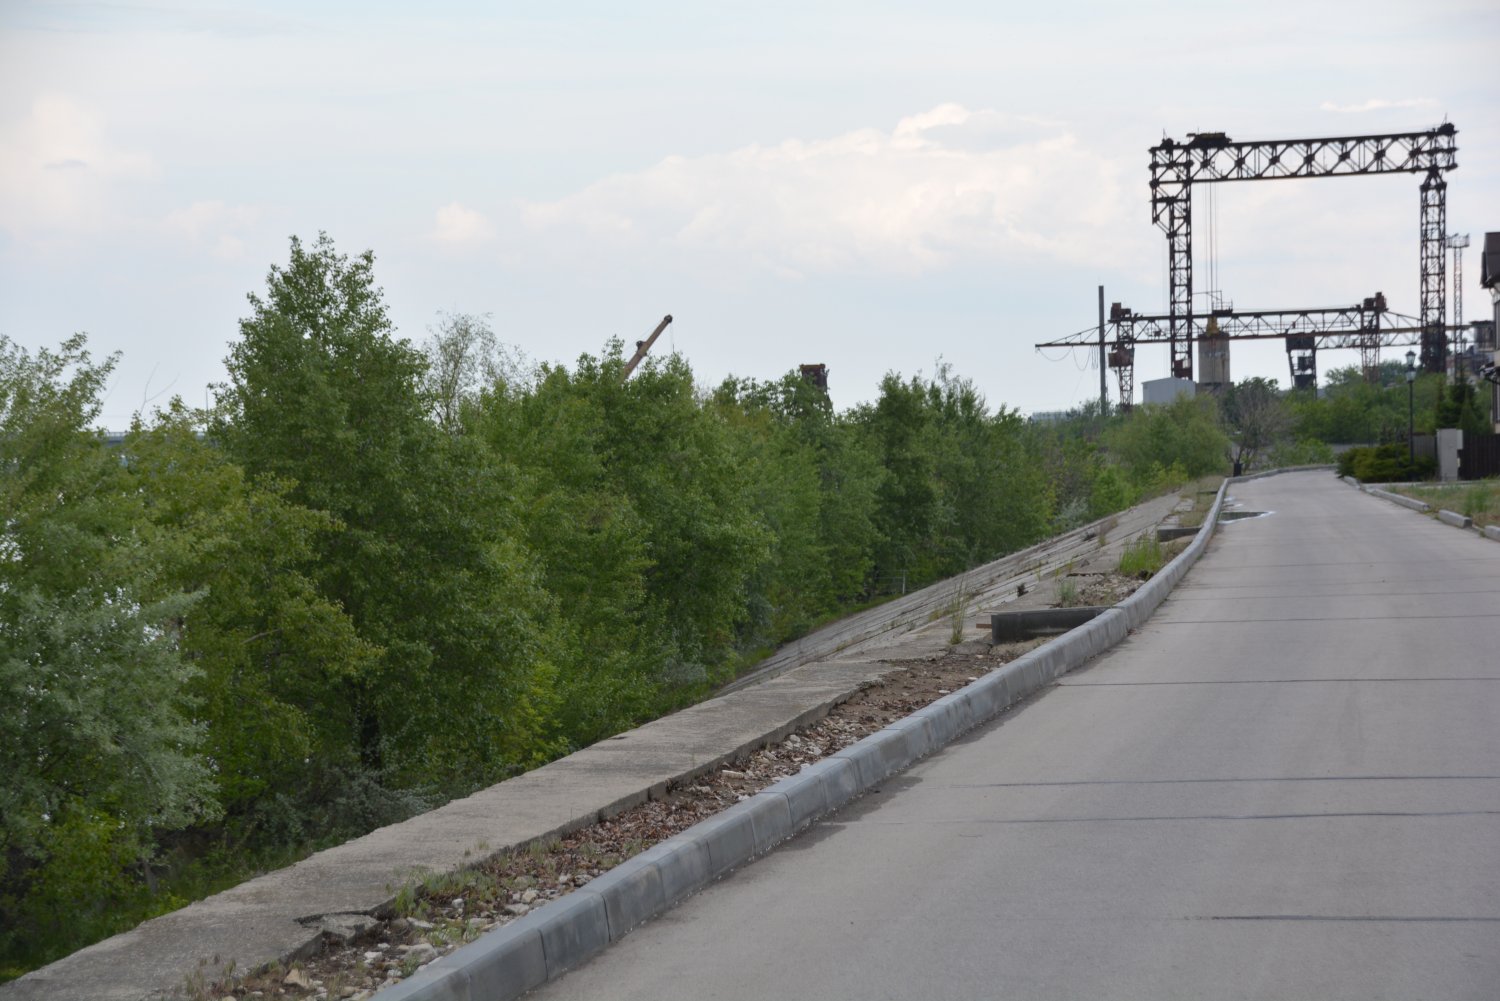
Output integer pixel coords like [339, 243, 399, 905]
[1146, 123, 1458, 380]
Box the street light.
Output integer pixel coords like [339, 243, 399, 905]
[1406, 349, 1418, 470]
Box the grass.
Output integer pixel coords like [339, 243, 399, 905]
[946, 575, 971, 645]
[1117, 534, 1166, 578]
[1392, 479, 1500, 529]
[1056, 578, 1082, 607]
[1177, 475, 1226, 529]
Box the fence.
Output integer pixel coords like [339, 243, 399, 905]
[1460, 433, 1500, 480]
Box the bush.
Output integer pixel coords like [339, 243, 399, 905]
[1339, 443, 1435, 483]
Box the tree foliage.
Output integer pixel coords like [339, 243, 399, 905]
[4, 234, 1294, 977]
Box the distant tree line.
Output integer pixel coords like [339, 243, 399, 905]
[5, 233, 1287, 975]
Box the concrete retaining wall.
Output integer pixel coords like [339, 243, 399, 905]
[378, 478, 1234, 1001]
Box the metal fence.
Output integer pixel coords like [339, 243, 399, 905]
[1460, 433, 1500, 480]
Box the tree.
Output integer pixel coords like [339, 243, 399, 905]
[1221, 377, 1292, 471]
[421, 312, 532, 433]
[0, 336, 217, 964]
[213, 234, 559, 790]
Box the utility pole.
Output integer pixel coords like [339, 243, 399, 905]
[1098, 285, 1107, 412]
[1448, 234, 1469, 377]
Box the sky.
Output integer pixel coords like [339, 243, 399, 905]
[2, 0, 1498, 427]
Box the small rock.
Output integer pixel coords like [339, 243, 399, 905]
[574, 873, 592, 885]
[410, 918, 435, 931]
[451, 897, 464, 910]
[283, 968, 313, 988]
[362, 951, 383, 962]
[402, 942, 438, 961]
[520, 889, 539, 904]
[339, 988, 360, 999]
[720, 769, 746, 778]
[467, 916, 487, 927]
[504, 903, 530, 916]
[387, 917, 411, 934]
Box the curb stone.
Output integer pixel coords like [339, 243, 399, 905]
[375, 476, 1237, 1001]
[1364, 485, 1430, 512]
[1437, 509, 1473, 530]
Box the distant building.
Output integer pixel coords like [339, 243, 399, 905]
[1482, 232, 1500, 430]
[1027, 411, 1071, 425]
[1142, 377, 1196, 405]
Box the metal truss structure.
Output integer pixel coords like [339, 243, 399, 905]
[1037, 293, 1453, 405]
[1148, 124, 1458, 380]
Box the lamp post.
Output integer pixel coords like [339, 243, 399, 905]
[1406, 349, 1417, 469]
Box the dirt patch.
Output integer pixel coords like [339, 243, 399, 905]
[188, 642, 1039, 1000]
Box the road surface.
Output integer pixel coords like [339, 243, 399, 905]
[530, 472, 1500, 1000]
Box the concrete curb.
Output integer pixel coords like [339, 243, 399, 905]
[376, 478, 1234, 1001]
[1233, 464, 1335, 483]
[1364, 485, 1431, 512]
[1485, 525, 1500, 543]
[1437, 509, 1474, 529]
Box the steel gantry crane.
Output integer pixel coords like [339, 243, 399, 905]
[1148, 124, 1458, 380]
[1043, 293, 1433, 406]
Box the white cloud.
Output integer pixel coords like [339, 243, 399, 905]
[162, 199, 261, 258]
[520, 105, 1145, 279]
[429, 202, 494, 245]
[1319, 98, 1438, 114]
[0, 94, 155, 242]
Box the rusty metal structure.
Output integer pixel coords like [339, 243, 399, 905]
[1149, 124, 1458, 380]
[1081, 293, 1430, 402]
[1038, 124, 1461, 405]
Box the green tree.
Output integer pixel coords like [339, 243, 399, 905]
[213, 234, 558, 790]
[0, 336, 216, 967]
[1222, 377, 1292, 471]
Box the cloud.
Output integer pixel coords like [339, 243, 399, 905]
[162, 200, 261, 258]
[1319, 98, 1438, 114]
[429, 202, 494, 245]
[0, 94, 155, 243]
[520, 104, 1143, 279]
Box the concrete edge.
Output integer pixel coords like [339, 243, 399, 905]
[1437, 509, 1474, 530]
[374, 479, 1233, 1001]
[1485, 524, 1500, 543]
[1232, 464, 1334, 483]
[1364, 485, 1431, 512]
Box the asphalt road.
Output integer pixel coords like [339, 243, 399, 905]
[529, 472, 1500, 1000]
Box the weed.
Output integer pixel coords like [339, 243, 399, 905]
[1118, 535, 1165, 578]
[1056, 578, 1082, 607]
[1463, 482, 1494, 520]
[946, 575, 970, 645]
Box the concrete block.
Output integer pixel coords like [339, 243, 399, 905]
[1485, 525, 1500, 543]
[762, 766, 828, 830]
[911, 695, 967, 745]
[632, 836, 711, 903]
[834, 729, 912, 788]
[690, 805, 759, 878]
[810, 754, 863, 812]
[744, 789, 793, 854]
[1366, 486, 1429, 512]
[1438, 509, 1473, 529]
[372, 961, 471, 1001]
[962, 668, 1008, 722]
[535, 887, 610, 978]
[586, 856, 665, 941]
[446, 922, 547, 1001]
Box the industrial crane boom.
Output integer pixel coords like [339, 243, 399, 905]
[620, 314, 674, 381]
